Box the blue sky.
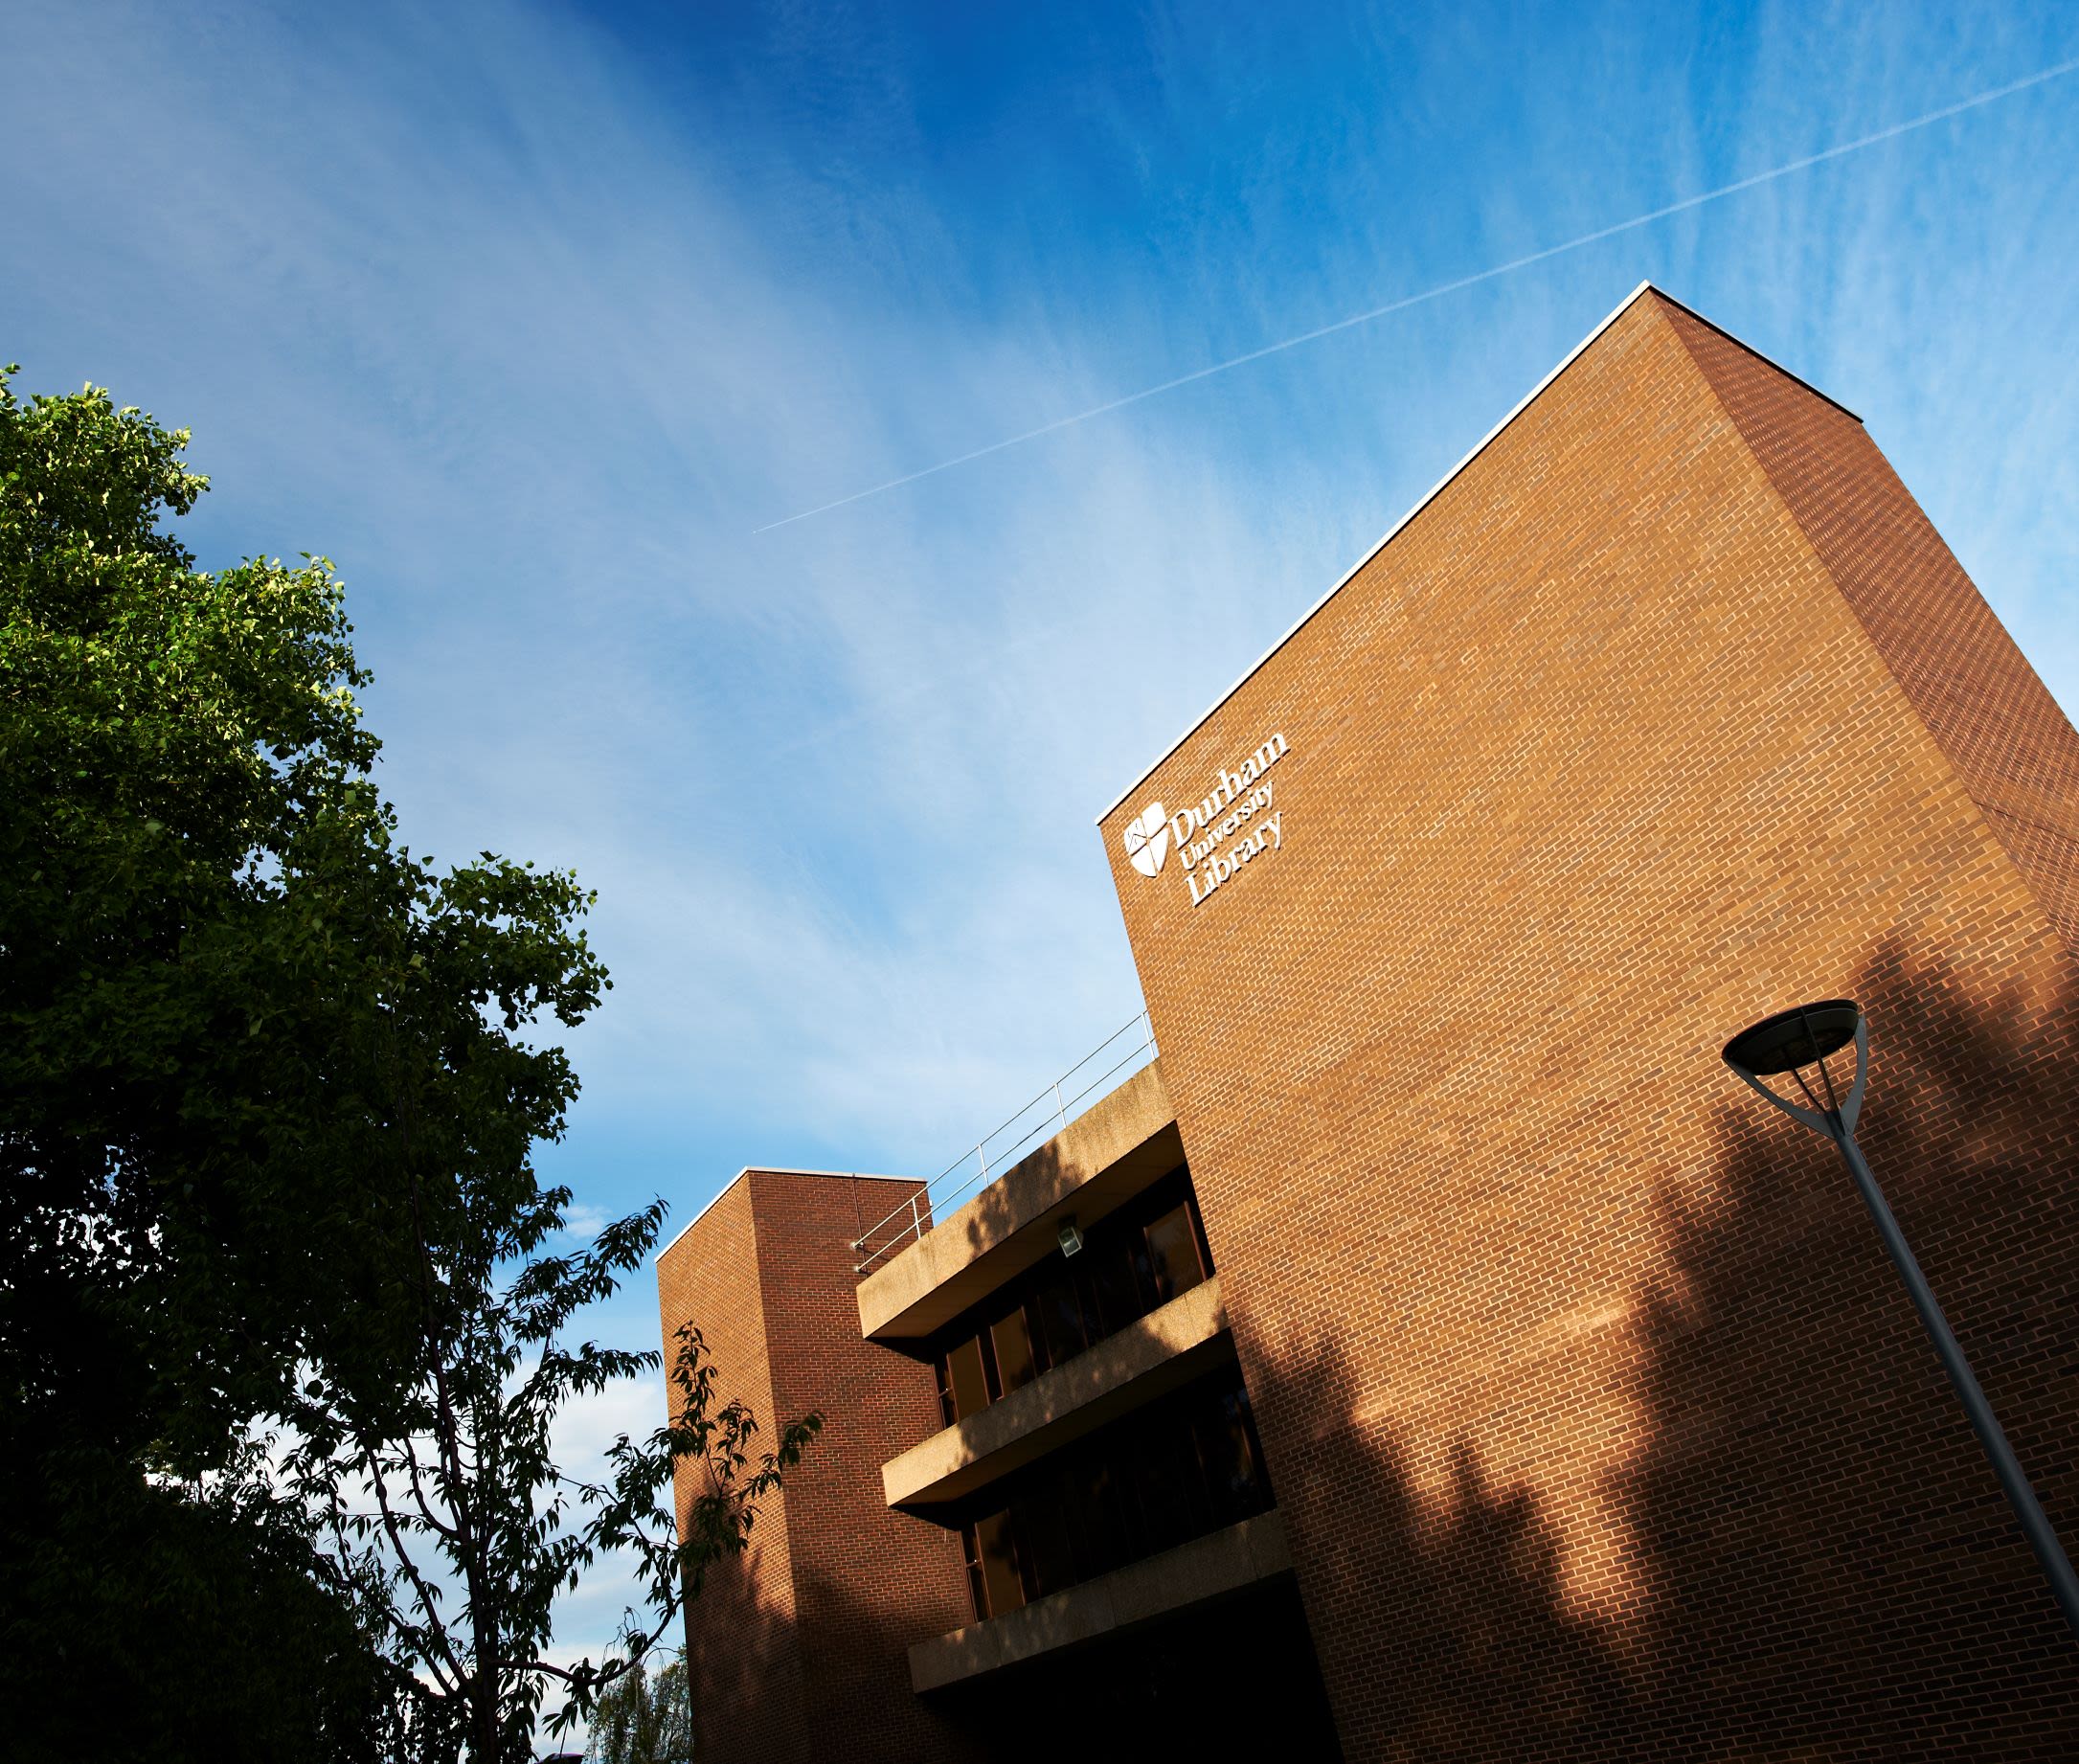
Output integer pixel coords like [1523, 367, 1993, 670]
[9, 0, 2077, 1692]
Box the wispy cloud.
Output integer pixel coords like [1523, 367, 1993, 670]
[555, 1203, 612, 1240]
[9, 0, 2076, 1690]
[749, 51, 2079, 533]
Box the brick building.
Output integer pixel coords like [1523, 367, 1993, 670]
[657, 285, 2079, 1760]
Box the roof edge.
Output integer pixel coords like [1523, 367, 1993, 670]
[1094, 282, 1859, 823]
[654, 1165, 920, 1263]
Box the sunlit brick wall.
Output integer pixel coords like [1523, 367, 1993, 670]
[1099, 290, 2079, 1762]
[1662, 301, 2079, 953]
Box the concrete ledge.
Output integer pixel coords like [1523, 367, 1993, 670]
[857, 1061, 1182, 1343]
[907, 1508, 1291, 1693]
[882, 1278, 1231, 1509]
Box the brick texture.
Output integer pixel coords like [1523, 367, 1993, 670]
[1661, 303, 2079, 954]
[658, 1171, 983, 1764]
[1098, 291, 2079, 1761]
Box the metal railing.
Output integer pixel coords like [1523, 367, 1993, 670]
[851, 1010, 1158, 1277]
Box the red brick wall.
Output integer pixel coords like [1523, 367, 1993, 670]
[1662, 303, 2079, 952]
[657, 1177, 806, 1757]
[742, 1171, 983, 1762]
[659, 1172, 982, 1763]
[1099, 291, 2079, 1761]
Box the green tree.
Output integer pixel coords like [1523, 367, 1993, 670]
[12, 1431, 421, 1762]
[0, 365, 531, 1756]
[1, 361, 601, 1460]
[0, 369, 815, 1761]
[281, 1216, 819, 1759]
[585, 1649, 691, 1764]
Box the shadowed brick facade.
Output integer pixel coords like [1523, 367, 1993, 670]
[657, 1171, 982, 1763]
[664, 286, 2079, 1761]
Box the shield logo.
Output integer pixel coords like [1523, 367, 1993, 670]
[1122, 802, 1169, 878]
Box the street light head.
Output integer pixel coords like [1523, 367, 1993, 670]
[1720, 998, 2079, 1637]
[1722, 999, 1868, 1139]
[1722, 999, 1861, 1078]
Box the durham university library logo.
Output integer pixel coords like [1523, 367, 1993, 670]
[1122, 803, 1169, 876]
[1120, 731, 1290, 908]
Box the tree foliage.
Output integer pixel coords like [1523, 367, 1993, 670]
[282, 1210, 820, 1759]
[585, 1649, 691, 1764]
[1, 364, 603, 1470]
[9, 1433, 419, 1761]
[1, 369, 815, 1761]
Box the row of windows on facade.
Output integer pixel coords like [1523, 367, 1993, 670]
[957, 1366, 1273, 1624]
[932, 1165, 1211, 1429]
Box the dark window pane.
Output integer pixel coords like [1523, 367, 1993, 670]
[960, 1526, 988, 1623]
[1188, 1188, 1213, 1275]
[944, 1334, 989, 1422]
[1196, 1390, 1266, 1523]
[973, 1509, 1025, 1620]
[1144, 1202, 1206, 1305]
[1080, 1235, 1150, 1338]
[1132, 1420, 1205, 1556]
[990, 1303, 1038, 1395]
[1051, 1452, 1120, 1583]
[1013, 1492, 1075, 1599]
[979, 1318, 1003, 1400]
[1032, 1271, 1088, 1368]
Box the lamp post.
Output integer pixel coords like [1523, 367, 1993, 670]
[1722, 999, 2079, 1641]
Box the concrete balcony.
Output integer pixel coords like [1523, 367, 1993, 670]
[907, 1508, 1292, 1692]
[856, 1060, 1183, 1344]
[881, 1275, 1231, 1509]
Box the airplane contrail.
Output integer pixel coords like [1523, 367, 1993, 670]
[752, 56, 2077, 535]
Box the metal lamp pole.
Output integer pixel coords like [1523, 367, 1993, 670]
[1721, 999, 2079, 1641]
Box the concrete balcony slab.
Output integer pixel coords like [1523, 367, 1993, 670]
[881, 1276, 1231, 1509]
[907, 1508, 1291, 1693]
[857, 1061, 1182, 1344]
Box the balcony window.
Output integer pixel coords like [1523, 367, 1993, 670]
[1013, 1484, 1079, 1599]
[949, 1365, 1272, 1622]
[926, 1165, 1209, 1428]
[1081, 1227, 1151, 1338]
[939, 1333, 992, 1427]
[1144, 1199, 1207, 1305]
[1030, 1268, 1088, 1368]
[989, 1303, 1039, 1396]
[1197, 1388, 1261, 1510]
[962, 1509, 1025, 1621]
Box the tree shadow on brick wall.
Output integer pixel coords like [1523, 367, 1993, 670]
[1246, 937, 2079, 1762]
[1242, 1338, 1646, 1762]
[706, 941, 2078, 1761]
[686, 1544, 990, 1764]
[1614, 939, 2079, 1759]
[679, 1544, 805, 1761]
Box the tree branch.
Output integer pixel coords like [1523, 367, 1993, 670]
[401, 1429, 461, 1543]
[363, 1443, 469, 1695]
